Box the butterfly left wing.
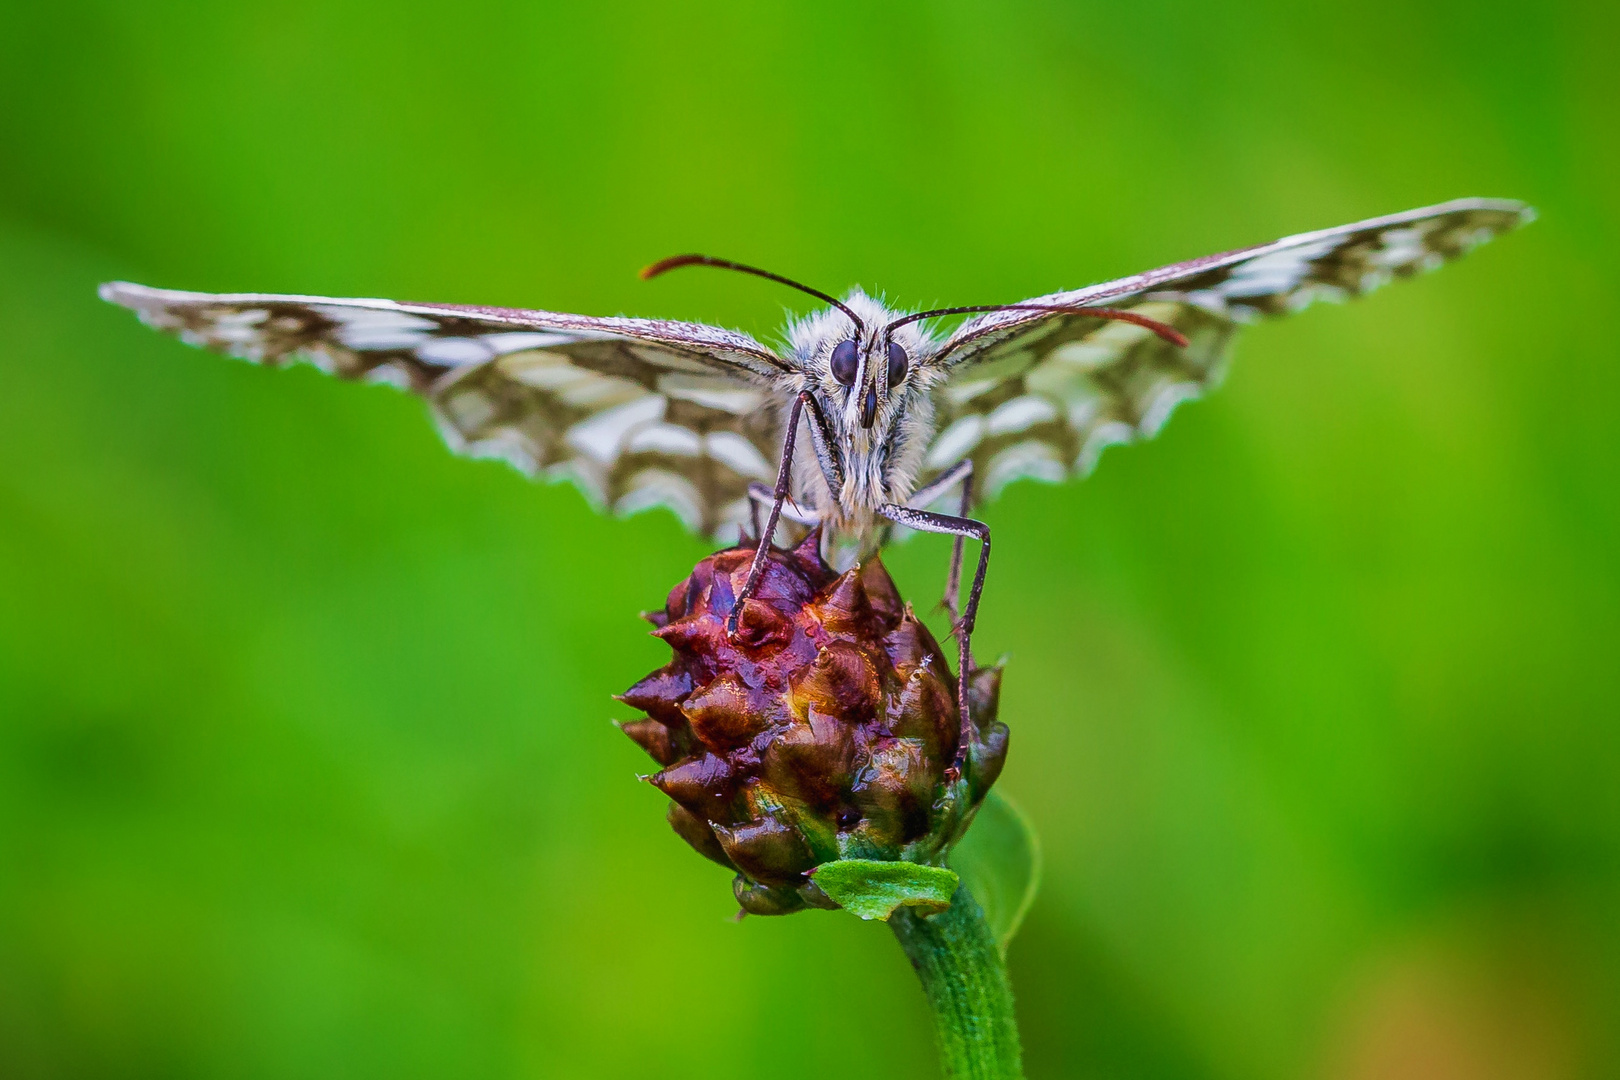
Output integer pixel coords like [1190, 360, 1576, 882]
[912, 197, 1533, 505]
[100, 282, 791, 539]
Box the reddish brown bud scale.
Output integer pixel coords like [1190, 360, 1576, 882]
[619, 531, 1009, 914]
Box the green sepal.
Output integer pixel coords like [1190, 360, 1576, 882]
[949, 791, 1041, 953]
[810, 859, 960, 921]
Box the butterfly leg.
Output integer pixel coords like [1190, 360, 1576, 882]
[746, 494, 761, 543]
[727, 391, 809, 638]
[877, 502, 990, 777]
[905, 458, 975, 624]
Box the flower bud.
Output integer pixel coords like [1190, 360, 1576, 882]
[619, 531, 1009, 914]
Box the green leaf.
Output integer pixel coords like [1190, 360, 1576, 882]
[810, 859, 960, 921]
[950, 791, 1042, 952]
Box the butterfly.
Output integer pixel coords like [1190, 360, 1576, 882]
[101, 196, 1532, 774]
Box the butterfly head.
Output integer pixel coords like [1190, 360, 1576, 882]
[788, 290, 935, 447]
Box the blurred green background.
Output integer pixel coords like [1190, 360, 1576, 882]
[2, 1, 1616, 1077]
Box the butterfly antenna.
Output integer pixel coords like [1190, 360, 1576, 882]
[885, 304, 1188, 348]
[640, 254, 865, 335]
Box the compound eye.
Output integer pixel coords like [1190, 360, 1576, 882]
[830, 339, 859, 386]
[886, 340, 908, 389]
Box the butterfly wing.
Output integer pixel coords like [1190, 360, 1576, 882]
[915, 198, 1533, 504]
[100, 282, 790, 539]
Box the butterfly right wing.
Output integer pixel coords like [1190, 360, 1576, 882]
[913, 198, 1533, 503]
[100, 282, 791, 539]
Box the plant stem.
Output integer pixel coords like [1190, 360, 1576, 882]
[889, 884, 1023, 1079]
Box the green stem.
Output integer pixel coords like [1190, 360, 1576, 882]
[889, 885, 1023, 1079]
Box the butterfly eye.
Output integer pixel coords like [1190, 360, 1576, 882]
[886, 340, 908, 389]
[830, 339, 859, 386]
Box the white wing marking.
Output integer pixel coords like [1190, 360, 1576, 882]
[416, 337, 493, 366]
[986, 395, 1058, 437]
[615, 470, 704, 531]
[704, 431, 775, 480]
[566, 395, 666, 462]
[627, 423, 705, 457]
[985, 440, 1065, 496]
[657, 372, 765, 414]
[926, 415, 986, 469]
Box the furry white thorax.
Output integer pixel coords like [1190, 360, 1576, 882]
[775, 290, 946, 549]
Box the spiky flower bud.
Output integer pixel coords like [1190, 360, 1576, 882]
[618, 530, 1009, 915]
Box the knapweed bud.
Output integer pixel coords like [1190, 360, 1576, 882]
[618, 530, 1009, 915]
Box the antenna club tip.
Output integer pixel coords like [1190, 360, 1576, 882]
[639, 253, 704, 281]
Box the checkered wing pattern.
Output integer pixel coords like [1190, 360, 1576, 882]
[100, 283, 791, 539]
[916, 198, 1533, 504]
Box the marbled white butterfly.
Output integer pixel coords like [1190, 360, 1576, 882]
[101, 197, 1533, 763]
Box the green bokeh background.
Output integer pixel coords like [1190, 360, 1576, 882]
[2, 2, 1616, 1077]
